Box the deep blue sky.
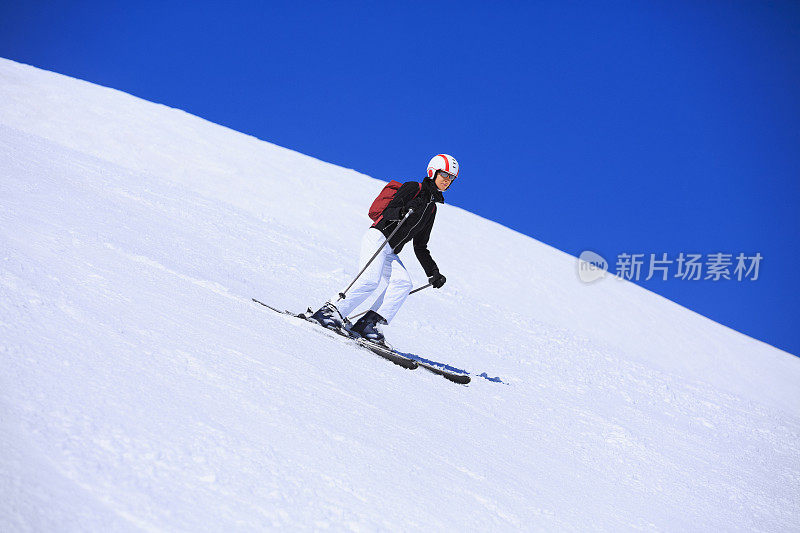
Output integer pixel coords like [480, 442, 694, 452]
[2, 1, 798, 355]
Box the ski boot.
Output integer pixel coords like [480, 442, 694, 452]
[350, 310, 388, 345]
[309, 302, 345, 331]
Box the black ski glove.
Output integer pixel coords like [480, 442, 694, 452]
[385, 207, 403, 221]
[429, 271, 446, 289]
[400, 197, 427, 219]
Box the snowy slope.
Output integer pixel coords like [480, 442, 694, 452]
[1, 58, 798, 531]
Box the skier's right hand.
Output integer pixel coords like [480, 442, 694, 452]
[429, 271, 446, 289]
[399, 206, 414, 219]
[400, 197, 426, 219]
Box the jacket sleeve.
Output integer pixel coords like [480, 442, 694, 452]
[413, 207, 439, 277]
[382, 181, 421, 222]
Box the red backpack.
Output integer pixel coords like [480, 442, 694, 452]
[368, 181, 422, 224]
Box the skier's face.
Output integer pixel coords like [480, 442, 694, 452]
[434, 170, 456, 191]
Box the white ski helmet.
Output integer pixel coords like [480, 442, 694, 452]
[427, 154, 459, 179]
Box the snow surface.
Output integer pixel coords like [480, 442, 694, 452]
[1, 57, 799, 531]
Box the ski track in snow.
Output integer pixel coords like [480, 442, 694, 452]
[1, 58, 800, 531]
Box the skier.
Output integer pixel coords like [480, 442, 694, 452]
[310, 154, 458, 344]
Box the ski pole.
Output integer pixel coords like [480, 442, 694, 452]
[346, 283, 432, 321]
[336, 209, 414, 302]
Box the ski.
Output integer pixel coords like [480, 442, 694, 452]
[252, 298, 470, 384]
[252, 298, 418, 370]
[353, 340, 470, 383]
[413, 360, 472, 385]
[352, 337, 419, 370]
[354, 337, 470, 384]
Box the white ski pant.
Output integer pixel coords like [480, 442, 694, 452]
[333, 228, 412, 323]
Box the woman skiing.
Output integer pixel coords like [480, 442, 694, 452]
[310, 154, 458, 345]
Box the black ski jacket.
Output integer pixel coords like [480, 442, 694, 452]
[372, 177, 444, 277]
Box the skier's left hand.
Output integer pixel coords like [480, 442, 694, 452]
[429, 271, 446, 289]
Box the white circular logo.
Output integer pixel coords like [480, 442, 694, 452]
[578, 250, 608, 283]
